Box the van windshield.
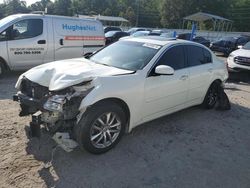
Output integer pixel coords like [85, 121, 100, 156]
[90, 41, 161, 71]
[0, 15, 16, 28]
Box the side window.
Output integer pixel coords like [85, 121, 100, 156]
[157, 46, 186, 70]
[11, 19, 43, 40]
[187, 45, 211, 66]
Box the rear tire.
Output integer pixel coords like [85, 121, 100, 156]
[202, 82, 220, 109]
[75, 101, 126, 154]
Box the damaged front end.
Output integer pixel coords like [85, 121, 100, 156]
[13, 77, 93, 139]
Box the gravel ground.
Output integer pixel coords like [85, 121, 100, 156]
[0, 71, 250, 188]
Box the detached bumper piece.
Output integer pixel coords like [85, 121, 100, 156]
[30, 111, 42, 137]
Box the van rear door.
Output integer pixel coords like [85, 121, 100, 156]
[53, 18, 84, 60]
[7, 17, 48, 70]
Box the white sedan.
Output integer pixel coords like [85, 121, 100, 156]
[227, 41, 250, 71]
[14, 36, 228, 154]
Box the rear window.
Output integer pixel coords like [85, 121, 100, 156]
[187, 45, 212, 66]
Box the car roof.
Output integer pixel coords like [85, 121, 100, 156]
[121, 36, 199, 46]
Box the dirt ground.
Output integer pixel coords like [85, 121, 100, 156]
[0, 70, 250, 188]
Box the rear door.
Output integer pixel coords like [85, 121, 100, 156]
[7, 18, 48, 70]
[185, 45, 213, 102]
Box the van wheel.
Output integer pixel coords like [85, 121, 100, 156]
[202, 82, 220, 109]
[75, 101, 126, 154]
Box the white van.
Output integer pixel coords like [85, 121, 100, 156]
[0, 13, 105, 76]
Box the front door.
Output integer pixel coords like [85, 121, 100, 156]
[7, 18, 48, 70]
[143, 45, 189, 120]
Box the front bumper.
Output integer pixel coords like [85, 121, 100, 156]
[227, 57, 250, 72]
[13, 92, 45, 116]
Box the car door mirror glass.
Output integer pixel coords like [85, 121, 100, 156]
[155, 65, 174, 75]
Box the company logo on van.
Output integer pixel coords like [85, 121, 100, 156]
[62, 24, 96, 31]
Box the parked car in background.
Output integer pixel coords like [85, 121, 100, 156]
[177, 33, 192, 40]
[127, 27, 150, 35]
[227, 41, 250, 71]
[104, 26, 122, 33]
[105, 31, 129, 45]
[177, 33, 210, 47]
[148, 32, 161, 36]
[210, 36, 250, 56]
[14, 36, 228, 154]
[132, 30, 164, 37]
[131, 31, 150, 37]
[0, 14, 105, 77]
[193, 36, 210, 48]
[160, 32, 174, 38]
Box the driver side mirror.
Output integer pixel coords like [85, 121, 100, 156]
[237, 45, 243, 49]
[155, 65, 174, 75]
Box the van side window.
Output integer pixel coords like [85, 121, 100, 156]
[157, 46, 186, 70]
[11, 19, 43, 40]
[187, 45, 211, 66]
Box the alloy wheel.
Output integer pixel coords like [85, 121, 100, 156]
[90, 112, 121, 149]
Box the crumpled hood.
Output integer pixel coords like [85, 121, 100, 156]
[231, 49, 250, 58]
[16, 58, 133, 91]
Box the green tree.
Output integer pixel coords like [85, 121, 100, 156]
[53, 0, 73, 16]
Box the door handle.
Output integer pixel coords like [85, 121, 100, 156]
[180, 75, 188, 80]
[208, 68, 213, 73]
[37, 40, 46, 44]
[60, 39, 64, 45]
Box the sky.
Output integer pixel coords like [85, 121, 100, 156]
[0, 0, 44, 6]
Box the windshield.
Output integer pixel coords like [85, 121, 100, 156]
[90, 41, 161, 71]
[0, 15, 16, 28]
[243, 42, 250, 50]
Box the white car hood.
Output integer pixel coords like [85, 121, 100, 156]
[231, 49, 250, 57]
[16, 58, 133, 91]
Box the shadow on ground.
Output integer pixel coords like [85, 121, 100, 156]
[25, 102, 250, 188]
[0, 71, 24, 100]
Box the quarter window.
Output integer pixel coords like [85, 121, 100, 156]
[187, 45, 211, 66]
[203, 48, 212, 63]
[11, 19, 43, 40]
[157, 46, 186, 70]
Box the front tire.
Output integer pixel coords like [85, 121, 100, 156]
[75, 101, 126, 154]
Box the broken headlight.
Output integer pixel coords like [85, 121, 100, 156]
[43, 95, 66, 112]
